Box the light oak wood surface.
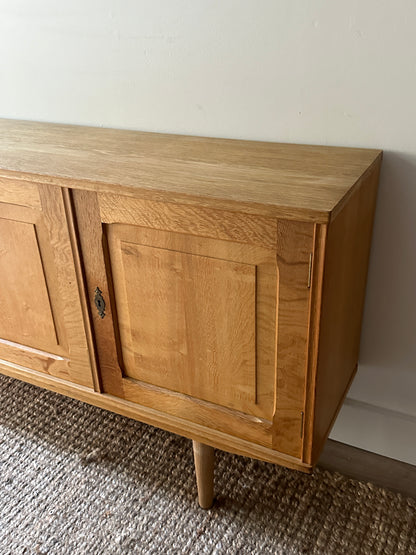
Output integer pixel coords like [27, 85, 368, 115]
[62, 188, 102, 392]
[0, 119, 381, 223]
[75, 197, 278, 447]
[0, 119, 383, 505]
[0, 360, 310, 473]
[104, 224, 276, 417]
[99, 194, 277, 249]
[71, 189, 124, 397]
[193, 441, 215, 509]
[114, 241, 257, 409]
[0, 177, 41, 209]
[0, 183, 93, 387]
[0, 217, 58, 349]
[308, 162, 381, 465]
[273, 220, 315, 458]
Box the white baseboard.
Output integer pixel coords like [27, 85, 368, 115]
[329, 397, 416, 466]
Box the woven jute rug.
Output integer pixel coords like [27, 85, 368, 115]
[0, 374, 415, 555]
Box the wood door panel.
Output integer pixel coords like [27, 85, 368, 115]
[74, 191, 316, 454]
[114, 241, 257, 411]
[104, 222, 277, 420]
[107, 226, 278, 419]
[0, 185, 93, 387]
[0, 217, 58, 350]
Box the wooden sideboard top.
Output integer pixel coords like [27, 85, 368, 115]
[0, 118, 382, 222]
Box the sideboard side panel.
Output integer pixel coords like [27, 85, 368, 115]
[309, 158, 382, 465]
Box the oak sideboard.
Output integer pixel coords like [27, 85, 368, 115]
[0, 119, 382, 508]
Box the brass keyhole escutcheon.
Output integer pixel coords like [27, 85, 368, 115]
[94, 287, 106, 319]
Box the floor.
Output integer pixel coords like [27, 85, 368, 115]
[1, 374, 415, 555]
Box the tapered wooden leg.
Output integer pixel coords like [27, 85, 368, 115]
[192, 440, 215, 509]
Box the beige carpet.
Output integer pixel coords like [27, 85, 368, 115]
[0, 374, 415, 555]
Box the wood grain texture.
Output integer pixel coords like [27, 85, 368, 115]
[0, 186, 93, 387]
[104, 223, 277, 421]
[99, 194, 277, 248]
[121, 377, 272, 448]
[0, 359, 311, 473]
[117, 243, 257, 411]
[273, 220, 315, 459]
[0, 120, 383, 480]
[91, 220, 279, 447]
[193, 441, 215, 509]
[36, 184, 94, 387]
[0, 177, 41, 209]
[62, 188, 101, 393]
[70, 189, 124, 397]
[309, 160, 382, 465]
[0, 218, 58, 349]
[303, 223, 327, 464]
[71, 197, 280, 447]
[0, 119, 382, 223]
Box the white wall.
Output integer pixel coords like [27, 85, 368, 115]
[1, 1, 415, 464]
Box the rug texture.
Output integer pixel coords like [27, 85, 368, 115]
[0, 374, 415, 555]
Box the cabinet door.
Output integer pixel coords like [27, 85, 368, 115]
[0, 181, 93, 387]
[73, 190, 314, 458]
